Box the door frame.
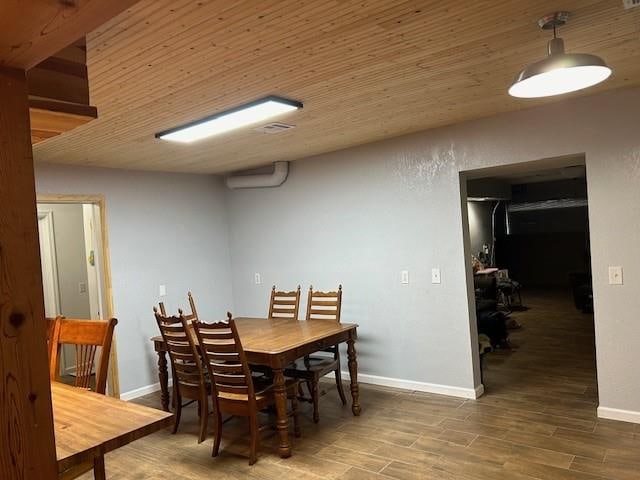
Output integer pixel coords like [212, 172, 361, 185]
[37, 193, 120, 398]
[459, 153, 592, 395]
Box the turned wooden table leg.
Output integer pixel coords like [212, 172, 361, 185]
[347, 337, 361, 416]
[157, 349, 170, 412]
[272, 368, 291, 458]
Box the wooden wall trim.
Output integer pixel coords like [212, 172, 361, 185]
[0, 67, 58, 479]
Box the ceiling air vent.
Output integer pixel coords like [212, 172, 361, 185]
[254, 122, 295, 134]
[623, 0, 640, 10]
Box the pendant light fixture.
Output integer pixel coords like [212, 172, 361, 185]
[509, 12, 612, 98]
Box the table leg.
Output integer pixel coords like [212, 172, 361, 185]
[273, 368, 291, 458]
[157, 350, 170, 412]
[347, 338, 361, 416]
[93, 455, 106, 480]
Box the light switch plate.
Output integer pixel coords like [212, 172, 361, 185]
[254, 273, 262, 285]
[432, 268, 441, 284]
[401, 270, 409, 285]
[159, 284, 167, 296]
[608, 266, 623, 285]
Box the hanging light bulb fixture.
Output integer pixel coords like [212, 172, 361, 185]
[509, 12, 612, 98]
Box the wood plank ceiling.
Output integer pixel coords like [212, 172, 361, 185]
[33, 0, 640, 174]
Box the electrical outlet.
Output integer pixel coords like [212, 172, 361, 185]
[159, 284, 167, 296]
[401, 270, 409, 285]
[78, 282, 87, 293]
[608, 266, 623, 285]
[432, 268, 441, 284]
[254, 273, 262, 285]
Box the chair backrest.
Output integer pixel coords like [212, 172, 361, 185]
[46, 316, 62, 378]
[268, 285, 301, 319]
[158, 291, 198, 323]
[50, 317, 117, 394]
[306, 285, 342, 322]
[187, 291, 199, 322]
[154, 307, 205, 395]
[193, 313, 255, 403]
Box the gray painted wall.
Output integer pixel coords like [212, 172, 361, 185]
[226, 87, 640, 412]
[35, 165, 233, 394]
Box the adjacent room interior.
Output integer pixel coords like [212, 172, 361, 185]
[2, 2, 640, 480]
[464, 157, 598, 418]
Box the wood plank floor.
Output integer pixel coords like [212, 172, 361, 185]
[81, 291, 640, 479]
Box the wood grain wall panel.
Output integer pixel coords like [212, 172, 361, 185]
[0, 67, 58, 480]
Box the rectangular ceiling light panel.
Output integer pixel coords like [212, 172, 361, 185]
[156, 96, 302, 143]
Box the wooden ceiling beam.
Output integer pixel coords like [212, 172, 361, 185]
[0, 0, 139, 70]
[27, 38, 98, 144]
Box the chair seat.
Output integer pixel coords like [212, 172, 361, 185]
[218, 377, 297, 406]
[284, 356, 339, 379]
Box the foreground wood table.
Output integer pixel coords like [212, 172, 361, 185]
[151, 317, 360, 457]
[52, 382, 173, 478]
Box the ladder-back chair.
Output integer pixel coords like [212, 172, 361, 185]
[154, 307, 210, 443]
[268, 285, 301, 319]
[284, 285, 345, 423]
[193, 313, 300, 465]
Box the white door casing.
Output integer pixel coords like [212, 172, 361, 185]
[37, 210, 61, 318]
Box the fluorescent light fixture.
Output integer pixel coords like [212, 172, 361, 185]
[509, 12, 611, 99]
[156, 96, 302, 143]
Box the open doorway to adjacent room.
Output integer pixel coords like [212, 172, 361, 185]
[462, 155, 597, 406]
[37, 195, 119, 396]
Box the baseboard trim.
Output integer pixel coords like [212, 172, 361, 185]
[597, 406, 640, 424]
[121, 379, 172, 401]
[336, 371, 482, 399]
[122, 373, 482, 402]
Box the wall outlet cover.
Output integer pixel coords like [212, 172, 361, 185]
[159, 284, 167, 296]
[608, 266, 623, 285]
[254, 273, 262, 285]
[432, 268, 441, 284]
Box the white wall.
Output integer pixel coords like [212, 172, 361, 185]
[226, 87, 640, 413]
[35, 164, 233, 395]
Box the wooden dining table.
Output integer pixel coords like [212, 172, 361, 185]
[150, 316, 360, 458]
[53, 382, 173, 478]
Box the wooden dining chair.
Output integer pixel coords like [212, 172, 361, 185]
[158, 291, 199, 321]
[46, 316, 62, 373]
[49, 317, 118, 394]
[154, 307, 210, 443]
[158, 293, 200, 410]
[50, 317, 117, 480]
[284, 285, 345, 423]
[268, 285, 301, 319]
[193, 313, 300, 465]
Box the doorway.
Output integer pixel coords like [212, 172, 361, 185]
[37, 194, 119, 397]
[462, 155, 597, 405]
